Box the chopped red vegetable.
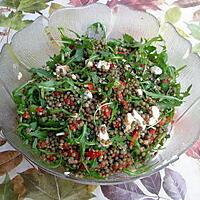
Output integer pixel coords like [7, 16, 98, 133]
[23, 111, 30, 119]
[85, 150, 104, 159]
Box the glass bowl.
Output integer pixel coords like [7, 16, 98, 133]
[0, 3, 200, 185]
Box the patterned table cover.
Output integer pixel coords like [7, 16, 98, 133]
[0, 0, 200, 200]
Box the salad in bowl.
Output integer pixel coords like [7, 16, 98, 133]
[0, 4, 200, 184]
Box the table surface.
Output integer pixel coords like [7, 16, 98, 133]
[0, 0, 200, 200]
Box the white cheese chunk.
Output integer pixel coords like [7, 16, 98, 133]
[98, 124, 112, 147]
[152, 106, 160, 119]
[125, 110, 146, 132]
[125, 64, 131, 70]
[149, 106, 160, 126]
[85, 60, 93, 67]
[99, 124, 109, 141]
[137, 89, 143, 96]
[125, 113, 135, 132]
[97, 61, 110, 71]
[84, 90, 93, 99]
[56, 65, 69, 76]
[71, 74, 77, 80]
[150, 66, 162, 75]
[132, 110, 146, 130]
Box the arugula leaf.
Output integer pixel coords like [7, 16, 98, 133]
[181, 84, 192, 98]
[73, 48, 84, 62]
[30, 68, 55, 78]
[32, 138, 38, 149]
[109, 101, 119, 123]
[144, 90, 182, 102]
[76, 124, 88, 159]
[123, 33, 135, 44]
[91, 72, 99, 84]
[29, 130, 47, 139]
[30, 122, 37, 130]
[48, 108, 72, 115]
[37, 80, 57, 91]
[175, 65, 186, 75]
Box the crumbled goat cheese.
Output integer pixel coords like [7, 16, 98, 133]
[71, 74, 77, 80]
[125, 113, 135, 132]
[132, 110, 146, 130]
[125, 110, 146, 132]
[97, 61, 110, 71]
[56, 65, 70, 76]
[85, 59, 93, 67]
[150, 66, 162, 75]
[125, 64, 131, 70]
[137, 89, 143, 96]
[98, 124, 112, 147]
[149, 106, 160, 126]
[84, 90, 93, 99]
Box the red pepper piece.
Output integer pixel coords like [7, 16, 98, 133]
[113, 87, 119, 92]
[62, 142, 69, 150]
[38, 141, 47, 149]
[87, 83, 95, 91]
[117, 92, 124, 102]
[117, 92, 129, 109]
[23, 111, 30, 119]
[64, 98, 75, 106]
[53, 91, 62, 96]
[69, 45, 75, 49]
[69, 100, 75, 106]
[79, 163, 86, 170]
[122, 100, 129, 110]
[99, 162, 106, 168]
[64, 98, 70, 105]
[149, 129, 156, 135]
[104, 107, 112, 118]
[140, 64, 145, 68]
[162, 79, 169, 84]
[119, 81, 127, 87]
[36, 107, 44, 113]
[47, 155, 56, 162]
[69, 123, 78, 131]
[101, 105, 112, 118]
[69, 120, 81, 131]
[130, 130, 140, 146]
[117, 52, 126, 55]
[85, 150, 104, 159]
[113, 121, 121, 128]
[110, 63, 116, 69]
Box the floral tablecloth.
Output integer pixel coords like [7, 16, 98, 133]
[0, 0, 200, 200]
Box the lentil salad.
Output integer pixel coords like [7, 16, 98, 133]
[12, 23, 191, 178]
